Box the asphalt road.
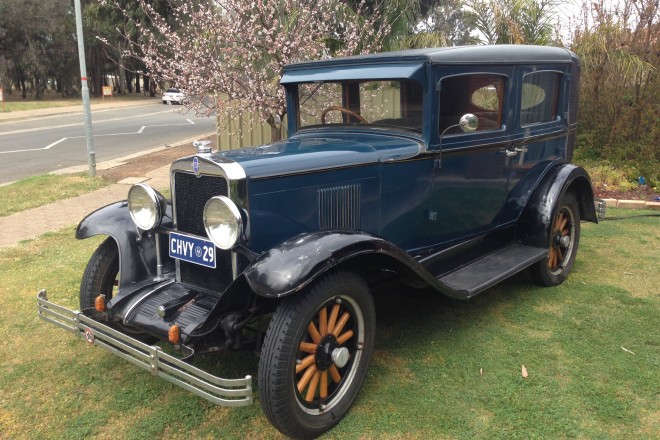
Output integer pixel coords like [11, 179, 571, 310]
[0, 103, 216, 184]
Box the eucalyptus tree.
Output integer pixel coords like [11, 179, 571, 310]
[0, 0, 78, 98]
[405, 0, 479, 48]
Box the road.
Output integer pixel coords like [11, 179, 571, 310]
[0, 103, 216, 184]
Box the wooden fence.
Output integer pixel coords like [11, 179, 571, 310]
[215, 88, 400, 150]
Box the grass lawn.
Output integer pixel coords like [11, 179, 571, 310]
[0, 90, 153, 113]
[0, 174, 111, 217]
[0, 209, 657, 439]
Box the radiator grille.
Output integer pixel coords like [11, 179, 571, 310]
[174, 173, 228, 236]
[318, 184, 361, 230]
[173, 172, 232, 292]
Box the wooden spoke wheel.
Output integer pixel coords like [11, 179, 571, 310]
[320, 106, 369, 124]
[259, 272, 375, 439]
[79, 237, 119, 310]
[531, 192, 581, 286]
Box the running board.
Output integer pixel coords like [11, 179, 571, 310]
[436, 244, 547, 299]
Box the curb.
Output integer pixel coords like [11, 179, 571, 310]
[49, 131, 216, 176]
[599, 198, 660, 211]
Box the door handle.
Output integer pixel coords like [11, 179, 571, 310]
[505, 149, 517, 157]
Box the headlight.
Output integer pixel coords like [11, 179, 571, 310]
[127, 184, 166, 230]
[203, 196, 243, 250]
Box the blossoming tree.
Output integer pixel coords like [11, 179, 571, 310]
[104, 0, 389, 141]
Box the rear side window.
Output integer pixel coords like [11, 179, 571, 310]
[521, 72, 561, 125]
[439, 74, 506, 133]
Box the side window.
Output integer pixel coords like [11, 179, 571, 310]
[439, 74, 506, 133]
[521, 72, 561, 125]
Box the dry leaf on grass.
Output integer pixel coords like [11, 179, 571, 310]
[621, 346, 635, 355]
[521, 365, 529, 379]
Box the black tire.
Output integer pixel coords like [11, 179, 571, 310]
[258, 272, 375, 439]
[80, 237, 119, 310]
[531, 192, 581, 286]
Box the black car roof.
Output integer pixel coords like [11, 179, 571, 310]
[284, 45, 577, 72]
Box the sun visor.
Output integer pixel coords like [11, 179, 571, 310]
[280, 62, 425, 84]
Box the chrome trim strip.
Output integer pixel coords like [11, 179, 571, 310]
[155, 232, 163, 279]
[251, 161, 381, 181]
[37, 289, 253, 407]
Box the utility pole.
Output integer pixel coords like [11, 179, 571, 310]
[74, 0, 96, 177]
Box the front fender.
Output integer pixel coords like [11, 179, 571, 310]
[242, 231, 454, 298]
[516, 164, 596, 248]
[76, 201, 174, 288]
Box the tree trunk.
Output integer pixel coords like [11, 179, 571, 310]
[267, 116, 283, 142]
[35, 76, 43, 100]
[117, 43, 128, 95]
[135, 73, 141, 94]
[126, 70, 133, 93]
[143, 73, 150, 95]
[90, 48, 103, 98]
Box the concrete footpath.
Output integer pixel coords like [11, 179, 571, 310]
[0, 161, 171, 249]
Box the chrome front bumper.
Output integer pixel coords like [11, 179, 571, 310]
[36, 289, 252, 407]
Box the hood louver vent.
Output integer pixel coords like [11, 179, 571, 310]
[318, 184, 361, 230]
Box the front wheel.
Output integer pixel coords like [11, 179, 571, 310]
[258, 272, 375, 439]
[79, 237, 119, 310]
[531, 192, 581, 286]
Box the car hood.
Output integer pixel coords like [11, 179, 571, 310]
[216, 132, 422, 179]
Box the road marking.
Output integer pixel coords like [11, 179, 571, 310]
[0, 120, 197, 154]
[0, 138, 69, 154]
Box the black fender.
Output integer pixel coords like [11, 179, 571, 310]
[76, 201, 174, 289]
[242, 230, 459, 299]
[516, 163, 597, 248]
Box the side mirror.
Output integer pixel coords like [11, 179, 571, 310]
[440, 113, 479, 139]
[459, 113, 479, 133]
[439, 114, 479, 152]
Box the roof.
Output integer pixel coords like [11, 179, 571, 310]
[283, 45, 577, 72]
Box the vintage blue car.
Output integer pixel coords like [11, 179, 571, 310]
[38, 45, 600, 438]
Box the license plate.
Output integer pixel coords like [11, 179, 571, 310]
[169, 232, 217, 269]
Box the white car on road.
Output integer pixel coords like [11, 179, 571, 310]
[162, 88, 185, 105]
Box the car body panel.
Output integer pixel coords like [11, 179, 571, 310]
[39, 46, 596, 417]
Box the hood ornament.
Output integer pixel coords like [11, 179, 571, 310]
[193, 139, 212, 155]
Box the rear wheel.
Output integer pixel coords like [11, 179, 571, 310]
[80, 237, 119, 310]
[531, 192, 580, 286]
[258, 271, 375, 439]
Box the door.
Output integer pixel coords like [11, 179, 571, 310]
[500, 67, 570, 224]
[426, 69, 515, 248]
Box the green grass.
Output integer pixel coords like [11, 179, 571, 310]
[0, 209, 657, 439]
[0, 173, 111, 217]
[1, 100, 81, 112]
[0, 92, 154, 113]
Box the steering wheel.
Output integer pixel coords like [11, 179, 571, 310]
[320, 106, 369, 124]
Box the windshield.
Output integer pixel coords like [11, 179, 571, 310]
[297, 80, 423, 132]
